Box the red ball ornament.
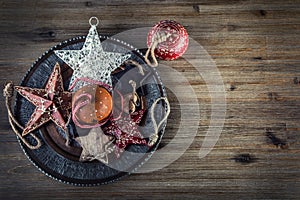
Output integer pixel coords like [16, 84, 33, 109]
[147, 20, 189, 60]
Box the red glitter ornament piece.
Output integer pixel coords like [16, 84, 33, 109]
[102, 109, 148, 158]
[147, 20, 189, 60]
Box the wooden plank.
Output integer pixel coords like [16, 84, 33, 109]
[1, 0, 300, 199]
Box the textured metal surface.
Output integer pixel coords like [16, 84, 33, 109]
[14, 35, 167, 186]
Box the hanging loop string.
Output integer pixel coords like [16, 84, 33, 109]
[124, 60, 145, 75]
[3, 82, 42, 149]
[148, 97, 170, 146]
[144, 32, 172, 67]
[89, 16, 99, 27]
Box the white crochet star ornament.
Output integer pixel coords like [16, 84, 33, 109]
[55, 17, 130, 90]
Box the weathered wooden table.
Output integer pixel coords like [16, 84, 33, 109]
[0, 0, 299, 199]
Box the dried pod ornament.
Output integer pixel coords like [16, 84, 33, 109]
[128, 80, 141, 114]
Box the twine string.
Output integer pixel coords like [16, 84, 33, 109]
[3, 82, 42, 149]
[148, 97, 170, 146]
[124, 60, 145, 75]
[144, 32, 172, 67]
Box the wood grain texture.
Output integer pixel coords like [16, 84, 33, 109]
[0, 0, 300, 199]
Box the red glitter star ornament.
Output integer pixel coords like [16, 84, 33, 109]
[103, 109, 148, 157]
[15, 63, 72, 136]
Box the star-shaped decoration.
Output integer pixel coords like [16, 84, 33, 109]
[54, 24, 130, 90]
[15, 63, 72, 136]
[75, 127, 114, 164]
[103, 109, 148, 157]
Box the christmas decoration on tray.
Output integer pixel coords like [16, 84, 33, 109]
[3, 16, 176, 185]
[15, 63, 72, 136]
[103, 109, 148, 158]
[70, 77, 118, 129]
[72, 84, 113, 126]
[75, 127, 114, 164]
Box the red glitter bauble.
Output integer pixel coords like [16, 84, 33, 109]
[147, 20, 189, 60]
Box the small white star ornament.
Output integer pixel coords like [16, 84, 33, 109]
[75, 127, 114, 164]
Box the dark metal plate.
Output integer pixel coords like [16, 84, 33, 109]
[14, 35, 167, 186]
